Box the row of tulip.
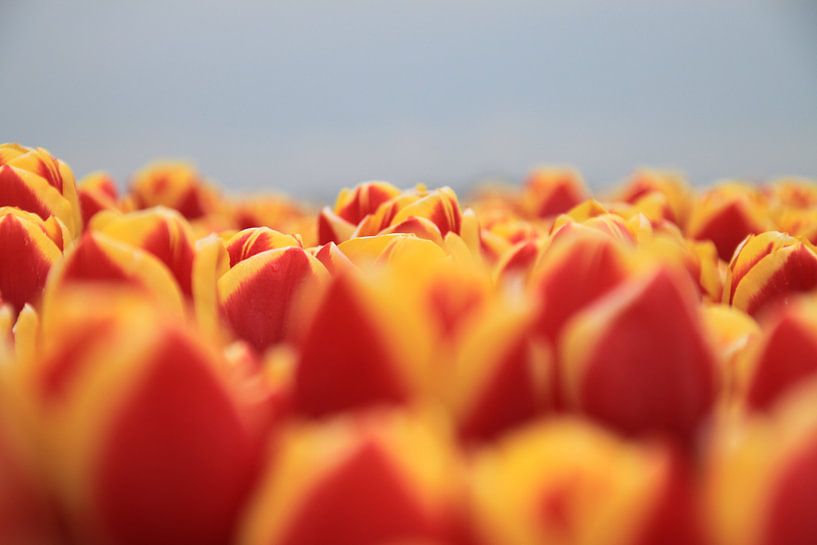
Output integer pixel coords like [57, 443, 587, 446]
[1, 142, 817, 545]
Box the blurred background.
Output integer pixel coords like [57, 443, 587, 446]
[2, 0, 816, 199]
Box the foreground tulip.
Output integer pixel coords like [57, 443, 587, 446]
[471, 419, 702, 545]
[560, 265, 719, 442]
[725, 231, 817, 317]
[704, 381, 817, 545]
[686, 182, 769, 261]
[739, 297, 817, 411]
[238, 410, 468, 545]
[130, 161, 220, 220]
[0, 207, 66, 313]
[0, 143, 82, 238]
[292, 270, 433, 417]
[30, 287, 276, 545]
[521, 167, 586, 219]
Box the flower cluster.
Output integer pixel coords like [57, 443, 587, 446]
[2, 143, 817, 545]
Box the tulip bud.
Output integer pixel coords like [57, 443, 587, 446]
[0, 208, 65, 312]
[30, 286, 275, 545]
[355, 186, 463, 239]
[0, 143, 82, 238]
[740, 297, 817, 411]
[88, 207, 197, 297]
[701, 304, 759, 404]
[522, 167, 586, 219]
[130, 161, 220, 220]
[726, 231, 817, 317]
[704, 381, 817, 545]
[615, 169, 691, 226]
[225, 227, 302, 267]
[471, 419, 703, 545]
[560, 266, 718, 442]
[292, 271, 433, 417]
[238, 410, 468, 545]
[686, 182, 769, 261]
[77, 172, 119, 226]
[45, 231, 185, 314]
[219, 246, 328, 353]
[317, 181, 402, 244]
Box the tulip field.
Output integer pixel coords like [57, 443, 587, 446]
[3, 142, 817, 545]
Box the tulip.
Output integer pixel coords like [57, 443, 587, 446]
[354, 186, 464, 239]
[317, 181, 401, 244]
[77, 171, 119, 226]
[560, 265, 719, 442]
[700, 304, 759, 405]
[30, 286, 276, 545]
[88, 207, 197, 297]
[739, 297, 817, 411]
[725, 231, 817, 317]
[238, 409, 468, 545]
[218, 239, 328, 353]
[686, 182, 769, 261]
[471, 419, 703, 545]
[704, 381, 817, 545]
[45, 231, 185, 315]
[615, 169, 691, 226]
[522, 167, 586, 219]
[291, 270, 434, 417]
[0, 207, 66, 313]
[130, 161, 220, 220]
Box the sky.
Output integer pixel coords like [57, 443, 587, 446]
[2, 0, 816, 199]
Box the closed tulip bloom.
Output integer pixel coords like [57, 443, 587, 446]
[704, 381, 817, 545]
[130, 161, 220, 220]
[354, 186, 464, 239]
[471, 419, 703, 545]
[317, 181, 402, 244]
[0, 207, 67, 313]
[77, 172, 119, 226]
[238, 410, 468, 545]
[726, 231, 817, 317]
[740, 298, 817, 411]
[686, 182, 769, 261]
[522, 167, 586, 219]
[0, 143, 82, 238]
[615, 169, 691, 227]
[560, 265, 719, 442]
[29, 287, 276, 545]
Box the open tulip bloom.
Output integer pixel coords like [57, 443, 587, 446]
[3, 142, 817, 545]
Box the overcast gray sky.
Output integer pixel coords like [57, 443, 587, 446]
[2, 0, 816, 198]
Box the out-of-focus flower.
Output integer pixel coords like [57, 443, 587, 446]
[130, 161, 221, 220]
[291, 270, 434, 417]
[238, 410, 469, 545]
[615, 169, 692, 227]
[522, 167, 586, 219]
[704, 381, 817, 545]
[29, 286, 277, 545]
[44, 231, 185, 314]
[686, 182, 770, 261]
[739, 297, 817, 411]
[77, 171, 119, 226]
[725, 231, 817, 317]
[560, 265, 718, 442]
[701, 304, 760, 405]
[0, 207, 67, 313]
[0, 143, 82, 238]
[88, 207, 197, 297]
[471, 419, 703, 545]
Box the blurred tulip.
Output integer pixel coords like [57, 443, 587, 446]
[88, 207, 197, 297]
[130, 161, 220, 220]
[292, 270, 433, 417]
[471, 419, 702, 545]
[726, 231, 817, 317]
[704, 381, 817, 545]
[238, 410, 468, 545]
[615, 169, 691, 226]
[686, 182, 769, 261]
[560, 266, 718, 442]
[30, 286, 277, 545]
[0, 207, 66, 313]
[0, 143, 82, 238]
[740, 297, 817, 411]
[77, 172, 119, 226]
[522, 167, 586, 219]
[701, 304, 759, 405]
